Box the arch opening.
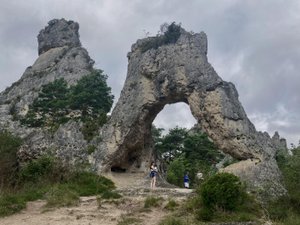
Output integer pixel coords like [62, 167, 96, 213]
[153, 102, 197, 134]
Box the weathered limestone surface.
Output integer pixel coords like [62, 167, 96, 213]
[94, 28, 286, 195]
[38, 19, 81, 55]
[0, 19, 95, 165]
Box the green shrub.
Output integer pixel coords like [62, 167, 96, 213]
[19, 156, 55, 183]
[140, 22, 181, 53]
[65, 171, 115, 196]
[144, 196, 163, 208]
[200, 173, 244, 211]
[0, 194, 26, 217]
[165, 199, 178, 211]
[166, 157, 186, 187]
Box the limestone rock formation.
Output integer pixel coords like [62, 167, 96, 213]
[0, 19, 94, 165]
[93, 27, 286, 196]
[0, 19, 287, 197]
[38, 19, 81, 55]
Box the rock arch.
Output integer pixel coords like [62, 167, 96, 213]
[0, 18, 286, 196]
[94, 28, 286, 195]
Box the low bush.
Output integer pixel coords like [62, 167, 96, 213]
[144, 196, 163, 208]
[140, 22, 181, 53]
[0, 194, 26, 217]
[19, 156, 55, 183]
[164, 199, 178, 211]
[200, 173, 244, 211]
[65, 171, 115, 196]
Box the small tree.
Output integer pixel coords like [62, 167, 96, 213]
[21, 69, 114, 137]
[166, 156, 187, 187]
[200, 173, 245, 211]
[155, 127, 187, 162]
[69, 69, 114, 118]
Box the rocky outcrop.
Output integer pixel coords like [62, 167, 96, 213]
[0, 19, 95, 166]
[38, 19, 81, 55]
[93, 27, 286, 196]
[0, 20, 287, 197]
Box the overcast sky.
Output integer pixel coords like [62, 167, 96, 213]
[0, 0, 299, 147]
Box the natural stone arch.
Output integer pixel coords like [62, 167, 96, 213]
[94, 27, 285, 195]
[0, 19, 286, 196]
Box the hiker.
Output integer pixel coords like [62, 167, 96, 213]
[184, 172, 189, 188]
[150, 162, 158, 189]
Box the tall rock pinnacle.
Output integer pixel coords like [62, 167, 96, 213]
[37, 18, 81, 55]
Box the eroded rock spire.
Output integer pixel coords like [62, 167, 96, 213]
[37, 18, 81, 55]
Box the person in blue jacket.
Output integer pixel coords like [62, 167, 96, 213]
[184, 172, 189, 188]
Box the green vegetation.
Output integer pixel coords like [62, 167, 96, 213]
[44, 185, 79, 208]
[144, 196, 163, 208]
[0, 194, 26, 217]
[195, 173, 261, 222]
[0, 131, 22, 187]
[117, 215, 142, 225]
[140, 22, 181, 53]
[200, 173, 244, 211]
[21, 69, 114, 141]
[152, 126, 223, 187]
[86, 145, 96, 154]
[267, 146, 300, 224]
[165, 173, 262, 223]
[164, 199, 178, 211]
[159, 216, 186, 225]
[19, 156, 56, 183]
[0, 153, 117, 217]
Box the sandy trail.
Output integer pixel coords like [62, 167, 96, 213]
[0, 172, 193, 225]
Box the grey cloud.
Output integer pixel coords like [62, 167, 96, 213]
[0, 0, 299, 145]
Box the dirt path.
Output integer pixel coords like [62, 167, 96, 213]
[0, 173, 193, 225]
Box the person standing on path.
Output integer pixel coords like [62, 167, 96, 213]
[150, 162, 158, 189]
[184, 172, 189, 188]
